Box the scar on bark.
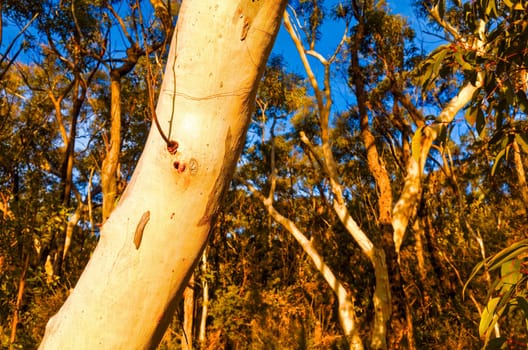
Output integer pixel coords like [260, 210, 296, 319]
[134, 211, 151, 249]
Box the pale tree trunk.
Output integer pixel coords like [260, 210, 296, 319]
[100, 73, 123, 222]
[392, 72, 483, 255]
[198, 249, 209, 346]
[181, 274, 194, 350]
[392, 16, 487, 256]
[246, 184, 364, 350]
[39, 1, 287, 349]
[62, 201, 85, 260]
[245, 113, 364, 348]
[284, 12, 390, 348]
[511, 138, 528, 213]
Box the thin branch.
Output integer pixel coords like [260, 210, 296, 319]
[107, 3, 135, 47]
[283, 11, 324, 114]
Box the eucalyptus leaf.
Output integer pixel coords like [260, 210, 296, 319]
[479, 296, 500, 337]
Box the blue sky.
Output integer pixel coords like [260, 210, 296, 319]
[270, 1, 436, 114]
[273, 0, 423, 66]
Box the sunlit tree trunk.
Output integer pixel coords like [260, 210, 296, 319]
[392, 73, 483, 255]
[198, 249, 209, 346]
[8, 255, 29, 349]
[39, 1, 287, 348]
[247, 184, 364, 350]
[284, 11, 390, 349]
[100, 72, 123, 222]
[511, 138, 528, 213]
[349, 14, 413, 346]
[181, 274, 194, 350]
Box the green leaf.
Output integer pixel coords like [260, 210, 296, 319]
[417, 45, 450, 90]
[465, 105, 478, 126]
[499, 259, 522, 293]
[411, 126, 424, 162]
[486, 240, 528, 271]
[464, 239, 528, 296]
[514, 2, 525, 10]
[480, 296, 500, 337]
[491, 148, 506, 176]
[454, 51, 474, 71]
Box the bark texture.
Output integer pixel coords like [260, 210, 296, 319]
[39, 1, 287, 349]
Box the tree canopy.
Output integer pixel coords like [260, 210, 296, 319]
[1, 0, 528, 349]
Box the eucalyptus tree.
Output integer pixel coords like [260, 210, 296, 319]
[415, 0, 528, 347]
[0, 2, 107, 346]
[98, 0, 179, 222]
[236, 55, 364, 348]
[239, 0, 517, 348]
[38, 1, 288, 348]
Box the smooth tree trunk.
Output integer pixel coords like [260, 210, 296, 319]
[511, 138, 528, 213]
[392, 17, 487, 256]
[247, 184, 364, 350]
[101, 37, 150, 223]
[392, 72, 484, 255]
[100, 73, 123, 222]
[198, 249, 209, 346]
[283, 12, 391, 348]
[39, 1, 287, 348]
[181, 274, 194, 350]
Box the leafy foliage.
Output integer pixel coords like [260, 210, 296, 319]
[1, 0, 528, 348]
[465, 240, 528, 349]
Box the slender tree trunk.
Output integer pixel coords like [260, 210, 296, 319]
[9, 255, 29, 349]
[512, 138, 528, 213]
[199, 249, 209, 346]
[181, 274, 194, 350]
[283, 11, 390, 347]
[39, 2, 287, 348]
[249, 190, 364, 350]
[392, 74, 484, 256]
[62, 202, 84, 260]
[101, 72, 123, 222]
[350, 25, 414, 347]
[61, 78, 86, 207]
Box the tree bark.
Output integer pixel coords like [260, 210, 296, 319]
[248, 184, 364, 350]
[392, 72, 484, 255]
[9, 255, 29, 349]
[512, 138, 528, 213]
[181, 274, 194, 350]
[198, 249, 209, 346]
[39, 1, 287, 348]
[101, 72, 123, 222]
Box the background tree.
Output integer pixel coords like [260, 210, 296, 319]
[1, 0, 528, 349]
[38, 1, 288, 348]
